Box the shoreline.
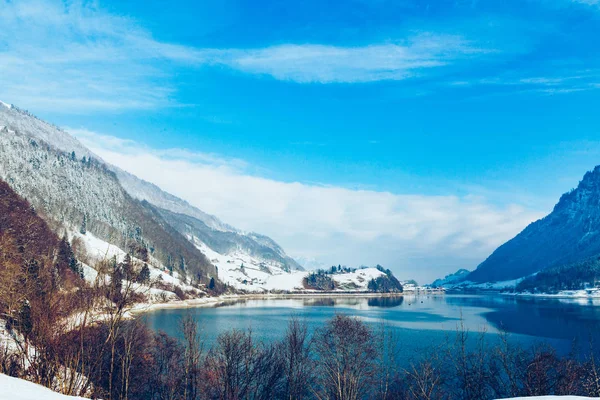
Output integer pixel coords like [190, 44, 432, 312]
[445, 289, 600, 301]
[502, 292, 600, 300]
[130, 291, 412, 315]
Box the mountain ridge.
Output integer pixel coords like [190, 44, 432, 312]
[468, 165, 600, 283]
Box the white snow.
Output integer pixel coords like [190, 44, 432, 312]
[0, 374, 89, 400]
[193, 238, 301, 291]
[192, 236, 389, 292]
[501, 397, 597, 399]
[511, 288, 600, 299]
[71, 231, 200, 300]
[446, 276, 527, 290]
[331, 268, 386, 290]
[0, 102, 91, 160]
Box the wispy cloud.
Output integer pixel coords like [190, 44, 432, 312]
[193, 35, 492, 83]
[70, 127, 544, 282]
[0, 0, 208, 113]
[572, 0, 600, 6]
[450, 70, 600, 95]
[0, 0, 498, 112]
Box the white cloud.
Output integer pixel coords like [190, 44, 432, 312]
[71, 128, 544, 283]
[0, 0, 494, 113]
[195, 35, 490, 83]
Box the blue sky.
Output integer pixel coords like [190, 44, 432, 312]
[2, 0, 600, 282]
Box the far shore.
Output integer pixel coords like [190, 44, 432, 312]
[130, 291, 423, 315]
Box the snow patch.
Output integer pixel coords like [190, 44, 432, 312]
[0, 374, 88, 400]
[192, 236, 389, 292]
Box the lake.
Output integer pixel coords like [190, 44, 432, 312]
[142, 294, 600, 362]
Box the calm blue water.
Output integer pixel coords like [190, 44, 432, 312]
[142, 294, 600, 361]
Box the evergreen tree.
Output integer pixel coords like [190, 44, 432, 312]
[110, 256, 123, 304]
[121, 253, 133, 280]
[18, 300, 33, 339]
[69, 255, 83, 279]
[58, 236, 83, 279]
[137, 263, 151, 284]
[80, 214, 87, 235]
[208, 277, 215, 290]
[368, 278, 378, 292]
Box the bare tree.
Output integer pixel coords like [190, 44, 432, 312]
[404, 359, 443, 400]
[281, 315, 314, 400]
[313, 314, 377, 400]
[180, 313, 204, 400]
[204, 328, 258, 400]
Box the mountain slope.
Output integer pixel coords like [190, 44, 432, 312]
[0, 103, 216, 282]
[0, 100, 300, 289]
[468, 166, 600, 283]
[430, 268, 470, 287]
[115, 168, 303, 271]
[157, 207, 302, 272]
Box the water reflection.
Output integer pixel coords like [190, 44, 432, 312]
[444, 295, 600, 342]
[302, 298, 336, 307]
[367, 296, 404, 308]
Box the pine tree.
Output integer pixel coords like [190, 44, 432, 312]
[208, 277, 215, 290]
[368, 278, 378, 292]
[70, 255, 83, 279]
[137, 263, 150, 284]
[80, 214, 87, 235]
[18, 300, 33, 339]
[121, 253, 132, 280]
[58, 236, 83, 278]
[110, 256, 123, 304]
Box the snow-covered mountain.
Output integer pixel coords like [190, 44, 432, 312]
[468, 165, 600, 284]
[430, 268, 470, 287]
[0, 100, 301, 290]
[115, 168, 303, 273]
[0, 102, 216, 284]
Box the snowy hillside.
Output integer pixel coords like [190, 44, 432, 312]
[0, 101, 216, 282]
[158, 207, 302, 274]
[193, 235, 389, 292]
[117, 169, 303, 272]
[430, 268, 470, 287]
[0, 100, 303, 292]
[0, 102, 92, 160]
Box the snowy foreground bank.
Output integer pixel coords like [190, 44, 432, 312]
[0, 374, 88, 400]
[0, 374, 596, 400]
[503, 397, 597, 400]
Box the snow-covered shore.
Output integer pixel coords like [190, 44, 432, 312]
[504, 290, 600, 300]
